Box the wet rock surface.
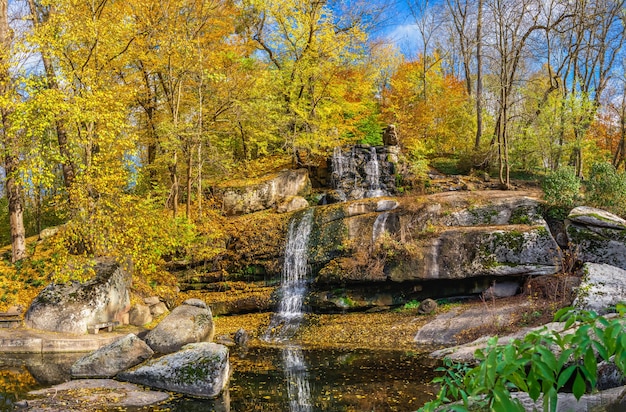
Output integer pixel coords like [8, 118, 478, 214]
[117, 342, 230, 399]
[17, 379, 170, 411]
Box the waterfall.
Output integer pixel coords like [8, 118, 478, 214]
[264, 208, 315, 342]
[264, 209, 315, 411]
[365, 147, 386, 198]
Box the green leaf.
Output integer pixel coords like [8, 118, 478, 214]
[572, 370, 586, 400]
[554, 306, 574, 321]
[493, 386, 523, 412]
[591, 339, 609, 361]
[557, 364, 577, 389]
[537, 345, 557, 371]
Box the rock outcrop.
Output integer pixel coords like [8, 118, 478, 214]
[71, 333, 154, 378]
[219, 169, 311, 215]
[329, 145, 398, 200]
[310, 191, 559, 286]
[144, 299, 214, 354]
[118, 342, 230, 399]
[566, 206, 626, 270]
[25, 258, 131, 334]
[573, 263, 626, 314]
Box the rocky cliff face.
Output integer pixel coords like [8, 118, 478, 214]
[328, 145, 399, 201]
[303, 191, 560, 311]
[178, 148, 626, 315]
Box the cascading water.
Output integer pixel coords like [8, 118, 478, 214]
[265, 208, 315, 341]
[365, 147, 386, 198]
[264, 209, 315, 411]
[330, 145, 392, 200]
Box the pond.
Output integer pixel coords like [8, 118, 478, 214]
[0, 345, 439, 412]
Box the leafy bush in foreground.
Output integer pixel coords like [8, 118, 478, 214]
[541, 166, 581, 209]
[420, 305, 626, 412]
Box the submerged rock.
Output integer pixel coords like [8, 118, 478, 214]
[19, 379, 170, 411]
[24, 258, 131, 334]
[71, 333, 154, 378]
[144, 300, 214, 354]
[118, 342, 230, 399]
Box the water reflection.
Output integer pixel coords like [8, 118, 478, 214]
[283, 346, 312, 412]
[0, 346, 437, 412]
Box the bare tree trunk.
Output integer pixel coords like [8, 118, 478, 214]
[186, 143, 192, 220]
[0, 0, 26, 262]
[475, 0, 483, 150]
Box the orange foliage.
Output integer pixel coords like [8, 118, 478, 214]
[383, 55, 475, 156]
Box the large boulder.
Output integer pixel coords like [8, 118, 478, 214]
[24, 258, 131, 334]
[566, 206, 626, 270]
[219, 169, 311, 215]
[144, 299, 214, 354]
[117, 342, 230, 399]
[71, 333, 154, 378]
[573, 263, 626, 314]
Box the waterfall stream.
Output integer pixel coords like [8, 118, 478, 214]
[264, 209, 315, 411]
[264, 208, 315, 342]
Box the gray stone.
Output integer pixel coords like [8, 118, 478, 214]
[183, 298, 207, 309]
[150, 302, 169, 316]
[414, 303, 525, 346]
[376, 199, 399, 212]
[598, 360, 626, 390]
[417, 299, 438, 315]
[574, 263, 626, 314]
[145, 301, 214, 354]
[24, 258, 131, 334]
[482, 281, 520, 299]
[129, 304, 152, 326]
[143, 296, 160, 306]
[220, 169, 311, 215]
[276, 196, 309, 213]
[234, 328, 249, 347]
[430, 321, 566, 362]
[118, 342, 230, 399]
[387, 225, 560, 282]
[566, 207, 626, 270]
[23, 379, 170, 411]
[511, 385, 625, 412]
[71, 333, 154, 378]
[441, 196, 545, 227]
[568, 206, 626, 230]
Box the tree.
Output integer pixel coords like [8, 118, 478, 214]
[239, 0, 380, 160]
[0, 0, 27, 262]
[384, 55, 474, 159]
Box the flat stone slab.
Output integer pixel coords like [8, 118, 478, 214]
[18, 379, 170, 411]
[0, 326, 131, 353]
[414, 302, 526, 346]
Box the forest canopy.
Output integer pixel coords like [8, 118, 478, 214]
[0, 0, 625, 291]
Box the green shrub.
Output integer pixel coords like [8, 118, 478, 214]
[541, 166, 581, 209]
[419, 305, 626, 412]
[585, 162, 626, 216]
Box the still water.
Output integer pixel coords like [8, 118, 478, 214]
[0, 345, 438, 412]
